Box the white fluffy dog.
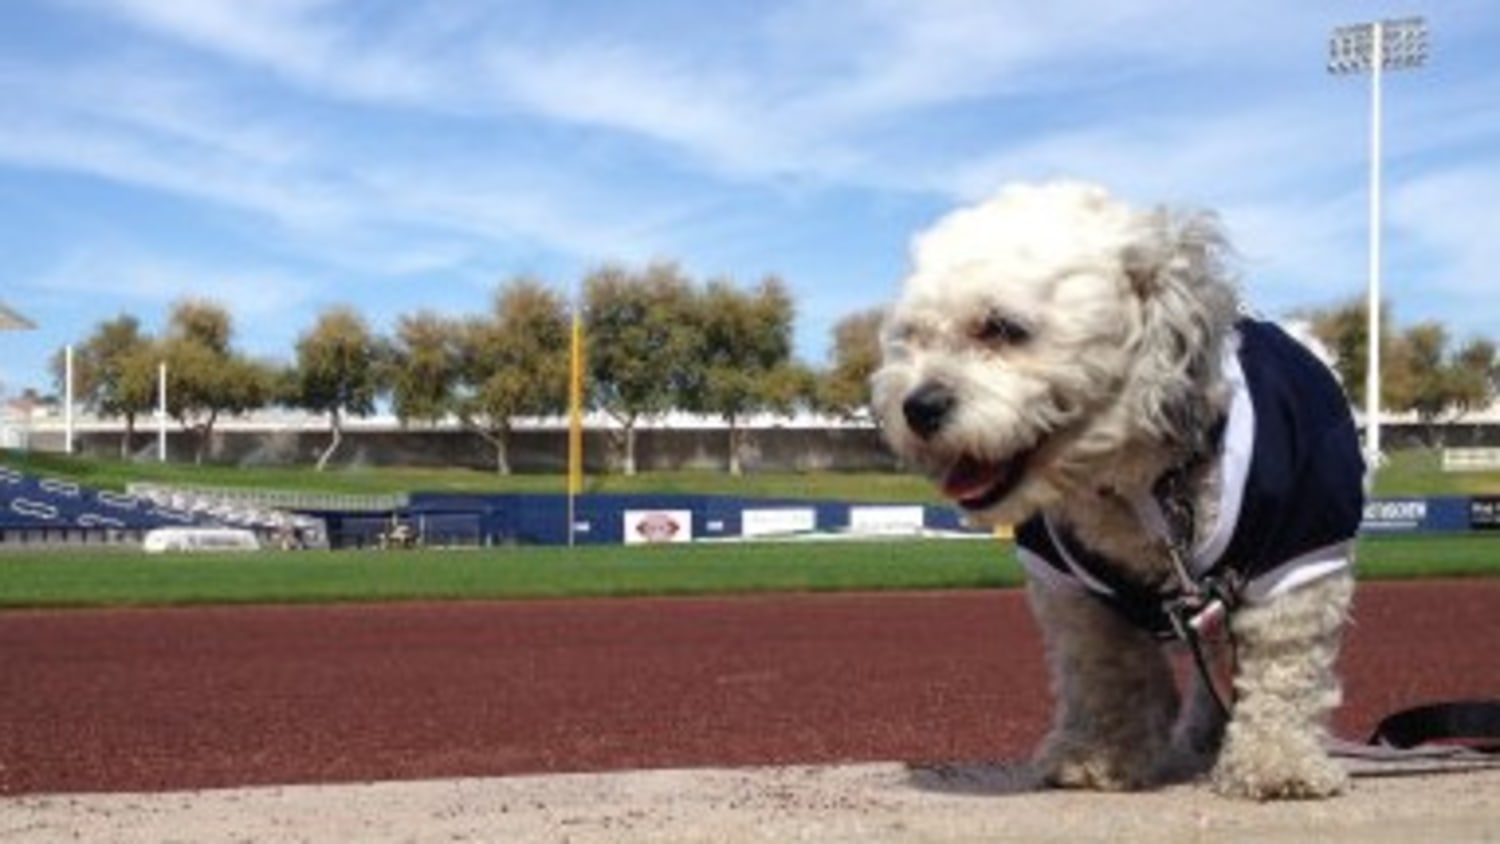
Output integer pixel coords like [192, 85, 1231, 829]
[872, 181, 1366, 800]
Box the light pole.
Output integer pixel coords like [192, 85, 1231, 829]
[1328, 16, 1428, 476]
[157, 361, 168, 463]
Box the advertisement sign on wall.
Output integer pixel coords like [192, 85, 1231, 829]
[1360, 499, 1428, 532]
[1359, 497, 1471, 534]
[624, 509, 694, 544]
[1471, 497, 1500, 531]
[742, 508, 816, 538]
[848, 505, 925, 536]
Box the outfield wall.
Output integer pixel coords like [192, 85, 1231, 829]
[311, 493, 1500, 549]
[312, 493, 986, 549]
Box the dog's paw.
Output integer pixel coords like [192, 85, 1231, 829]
[1034, 738, 1155, 792]
[1210, 736, 1348, 800]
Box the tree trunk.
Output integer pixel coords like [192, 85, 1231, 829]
[121, 413, 136, 459]
[727, 415, 742, 476]
[315, 408, 343, 472]
[472, 424, 512, 475]
[603, 411, 638, 476]
[493, 427, 511, 476]
[623, 424, 638, 476]
[193, 412, 218, 465]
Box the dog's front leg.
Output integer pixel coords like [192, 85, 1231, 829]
[1027, 580, 1179, 790]
[1212, 570, 1353, 800]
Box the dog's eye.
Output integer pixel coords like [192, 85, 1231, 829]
[976, 312, 1032, 345]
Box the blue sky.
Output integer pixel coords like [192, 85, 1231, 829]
[2, 0, 1497, 398]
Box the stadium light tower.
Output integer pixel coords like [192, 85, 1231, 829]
[1328, 16, 1428, 476]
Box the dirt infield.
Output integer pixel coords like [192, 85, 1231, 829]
[3, 581, 1499, 839]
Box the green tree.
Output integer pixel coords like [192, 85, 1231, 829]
[160, 299, 274, 464]
[816, 307, 884, 420]
[583, 262, 699, 475]
[386, 311, 460, 426]
[1454, 338, 1499, 408]
[1302, 298, 1396, 407]
[1390, 322, 1449, 426]
[685, 275, 808, 475]
[1389, 325, 1499, 444]
[286, 306, 381, 471]
[455, 278, 570, 475]
[1304, 301, 1500, 443]
[53, 314, 158, 458]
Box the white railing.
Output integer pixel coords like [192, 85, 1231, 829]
[126, 482, 407, 513]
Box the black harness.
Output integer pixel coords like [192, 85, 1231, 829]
[1035, 447, 1241, 717]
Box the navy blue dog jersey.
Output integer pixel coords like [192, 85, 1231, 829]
[1015, 318, 1366, 636]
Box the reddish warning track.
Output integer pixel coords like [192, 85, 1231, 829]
[3, 581, 1497, 795]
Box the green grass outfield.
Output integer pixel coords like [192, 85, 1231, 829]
[1, 534, 1495, 610]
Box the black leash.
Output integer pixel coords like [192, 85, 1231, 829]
[1329, 700, 1500, 775]
[1152, 463, 1240, 720]
[1369, 700, 1500, 754]
[1163, 574, 1238, 719]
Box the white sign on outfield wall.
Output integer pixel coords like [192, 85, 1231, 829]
[623, 509, 694, 544]
[847, 505, 925, 536]
[741, 507, 816, 538]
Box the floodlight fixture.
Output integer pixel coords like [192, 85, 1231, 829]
[1329, 17, 1429, 75]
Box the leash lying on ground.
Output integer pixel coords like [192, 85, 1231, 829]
[1329, 700, 1500, 776]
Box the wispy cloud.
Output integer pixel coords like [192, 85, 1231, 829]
[35, 248, 314, 320]
[1, 0, 1497, 394]
[1388, 162, 1500, 333]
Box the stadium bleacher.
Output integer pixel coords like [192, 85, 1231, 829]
[0, 464, 204, 531]
[0, 464, 325, 548]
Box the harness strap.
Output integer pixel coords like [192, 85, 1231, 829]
[1147, 423, 1252, 720]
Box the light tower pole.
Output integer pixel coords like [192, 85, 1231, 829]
[1328, 16, 1428, 477]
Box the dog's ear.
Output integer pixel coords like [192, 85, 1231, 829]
[1121, 209, 1240, 447]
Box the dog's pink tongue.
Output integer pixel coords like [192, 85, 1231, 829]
[941, 456, 1004, 501]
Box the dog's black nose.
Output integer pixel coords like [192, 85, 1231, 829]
[903, 382, 955, 439]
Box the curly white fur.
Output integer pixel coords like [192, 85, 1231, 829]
[873, 181, 1355, 800]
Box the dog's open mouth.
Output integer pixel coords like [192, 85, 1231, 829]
[939, 449, 1034, 511]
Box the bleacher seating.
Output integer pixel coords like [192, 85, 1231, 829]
[0, 465, 326, 549]
[1, 464, 207, 532]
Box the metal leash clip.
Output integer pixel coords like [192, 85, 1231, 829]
[1166, 573, 1238, 642]
[1163, 573, 1241, 719]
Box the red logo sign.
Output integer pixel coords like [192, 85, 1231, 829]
[635, 512, 682, 542]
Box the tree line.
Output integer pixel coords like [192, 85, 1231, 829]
[53, 272, 1500, 474]
[54, 262, 883, 474]
[1302, 299, 1499, 441]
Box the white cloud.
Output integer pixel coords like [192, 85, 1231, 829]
[60, 0, 1322, 190]
[1387, 163, 1500, 336]
[79, 0, 337, 83]
[37, 248, 312, 319]
[1218, 193, 1368, 311]
[3, 0, 1497, 393]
